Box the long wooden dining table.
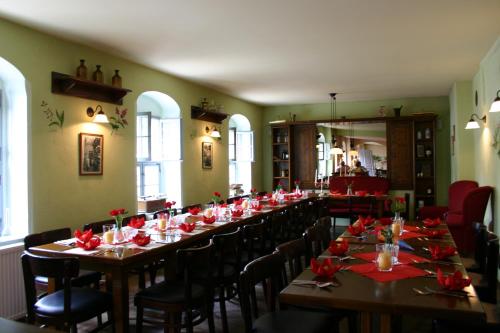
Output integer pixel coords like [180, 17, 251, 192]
[28, 195, 320, 333]
[279, 220, 486, 333]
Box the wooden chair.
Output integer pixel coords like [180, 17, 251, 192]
[212, 228, 242, 333]
[241, 221, 268, 266]
[275, 238, 307, 284]
[21, 252, 113, 333]
[239, 252, 340, 333]
[135, 241, 215, 333]
[269, 211, 289, 249]
[303, 224, 330, 263]
[315, 216, 333, 241]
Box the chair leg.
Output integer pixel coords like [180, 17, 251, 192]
[207, 300, 216, 333]
[348, 312, 358, 333]
[219, 286, 229, 333]
[136, 305, 143, 333]
[185, 308, 194, 333]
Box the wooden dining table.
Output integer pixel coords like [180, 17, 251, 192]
[279, 220, 485, 333]
[28, 195, 317, 333]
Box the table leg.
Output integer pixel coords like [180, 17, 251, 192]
[111, 267, 129, 333]
[360, 312, 371, 333]
[380, 313, 392, 333]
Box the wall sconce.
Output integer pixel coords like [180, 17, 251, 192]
[465, 113, 486, 130]
[205, 126, 221, 138]
[489, 89, 500, 113]
[86, 105, 109, 123]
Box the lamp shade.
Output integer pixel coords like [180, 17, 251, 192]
[490, 95, 500, 113]
[330, 146, 344, 155]
[210, 129, 221, 138]
[465, 120, 480, 130]
[93, 111, 109, 123]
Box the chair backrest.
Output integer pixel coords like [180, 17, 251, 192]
[276, 238, 307, 284]
[269, 211, 288, 248]
[24, 228, 72, 250]
[242, 221, 268, 261]
[303, 224, 330, 262]
[240, 252, 286, 333]
[448, 180, 478, 213]
[181, 203, 202, 214]
[83, 219, 117, 234]
[21, 252, 79, 322]
[212, 228, 242, 278]
[463, 186, 493, 225]
[315, 216, 332, 241]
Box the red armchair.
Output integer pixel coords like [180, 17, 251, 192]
[418, 180, 478, 220]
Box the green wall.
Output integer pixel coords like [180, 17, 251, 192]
[0, 18, 263, 233]
[262, 97, 451, 207]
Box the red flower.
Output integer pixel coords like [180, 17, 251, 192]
[74, 229, 100, 250]
[214, 192, 221, 197]
[109, 208, 126, 216]
[178, 222, 196, 232]
[188, 207, 202, 215]
[378, 217, 393, 226]
[251, 188, 257, 193]
[268, 199, 278, 206]
[328, 240, 349, 256]
[164, 201, 176, 209]
[265, 193, 273, 199]
[429, 245, 457, 260]
[358, 215, 375, 226]
[128, 216, 145, 229]
[294, 179, 300, 185]
[437, 268, 471, 291]
[347, 223, 365, 236]
[132, 234, 150, 246]
[310, 258, 342, 278]
[423, 218, 441, 228]
[252, 204, 263, 211]
[256, 195, 263, 201]
[203, 216, 216, 224]
[395, 197, 405, 204]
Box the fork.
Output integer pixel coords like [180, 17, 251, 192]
[292, 280, 338, 288]
[412, 287, 469, 298]
[318, 255, 355, 261]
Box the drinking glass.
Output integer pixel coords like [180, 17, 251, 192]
[376, 243, 393, 272]
[102, 224, 115, 244]
[391, 219, 405, 236]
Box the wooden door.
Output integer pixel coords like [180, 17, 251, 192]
[386, 120, 413, 189]
[292, 124, 317, 189]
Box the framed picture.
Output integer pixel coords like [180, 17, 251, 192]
[79, 133, 103, 175]
[202, 141, 213, 169]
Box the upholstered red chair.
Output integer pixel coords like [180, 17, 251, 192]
[418, 180, 478, 220]
[447, 186, 493, 253]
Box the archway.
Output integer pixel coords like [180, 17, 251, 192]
[228, 114, 253, 195]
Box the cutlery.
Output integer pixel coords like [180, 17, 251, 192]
[431, 261, 462, 266]
[424, 287, 470, 298]
[318, 255, 355, 261]
[412, 287, 469, 298]
[292, 280, 338, 288]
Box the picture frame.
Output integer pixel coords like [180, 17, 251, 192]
[79, 133, 103, 175]
[202, 141, 213, 169]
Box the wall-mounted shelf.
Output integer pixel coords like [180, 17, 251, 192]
[51, 72, 132, 105]
[191, 106, 228, 124]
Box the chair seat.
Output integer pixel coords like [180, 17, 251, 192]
[35, 288, 112, 322]
[135, 280, 205, 304]
[253, 310, 336, 333]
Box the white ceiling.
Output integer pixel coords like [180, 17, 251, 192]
[0, 0, 499, 105]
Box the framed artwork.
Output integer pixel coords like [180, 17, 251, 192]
[79, 133, 103, 175]
[202, 141, 213, 169]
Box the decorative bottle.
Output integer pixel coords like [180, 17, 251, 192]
[92, 65, 103, 83]
[76, 59, 87, 79]
[112, 69, 122, 88]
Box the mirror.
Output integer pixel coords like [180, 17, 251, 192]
[316, 121, 387, 179]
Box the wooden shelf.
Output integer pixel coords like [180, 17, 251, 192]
[273, 177, 289, 179]
[273, 159, 289, 163]
[272, 142, 289, 145]
[51, 72, 131, 105]
[415, 194, 435, 198]
[191, 106, 228, 124]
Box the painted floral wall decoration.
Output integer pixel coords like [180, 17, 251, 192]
[492, 123, 500, 156]
[109, 107, 128, 134]
[41, 100, 64, 129]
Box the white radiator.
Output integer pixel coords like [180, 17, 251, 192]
[0, 242, 25, 319]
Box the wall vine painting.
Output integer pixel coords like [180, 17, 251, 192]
[41, 100, 64, 129]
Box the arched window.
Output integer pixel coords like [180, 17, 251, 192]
[136, 92, 182, 205]
[317, 133, 327, 178]
[0, 57, 28, 244]
[228, 114, 253, 195]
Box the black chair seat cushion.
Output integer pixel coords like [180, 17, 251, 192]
[34, 288, 112, 323]
[135, 280, 205, 304]
[35, 270, 101, 288]
[253, 310, 336, 333]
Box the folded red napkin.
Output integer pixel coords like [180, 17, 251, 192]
[328, 239, 349, 256]
[429, 245, 457, 260]
[256, 195, 263, 201]
[188, 207, 201, 215]
[203, 216, 216, 224]
[352, 251, 430, 265]
[359, 215, 375, 226]
[373, 191, 385, 196]
[233, 198, 243, 206]
[349, 263, 428, 282]
[310, 258, 342, 278]
[178, 222, 196, 232]
[128, 216, 145, 229]
[252, 205, 263, 211]
[265, 193, 273, 199]
[268, 199, 278, 206]
[132, 234, 151, 246]
[74, 229, 100, 250]
[437, 268, 471, 291]
[232, 209, 244, 217]
[355, 190, 368, 197]
[378, 217, 393, 226]
[421, 229, 448, 238]
[423, 218, 441, 228]
[347, 223, 365, 236]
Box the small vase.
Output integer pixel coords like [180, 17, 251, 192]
[76, 59, 87, 79]
[92, 65, 103, 83]
[112, 69, 122, 88]
[393, 211, 401, 221]
[346, 185, 353, 196]
[113, 227, 124, 243]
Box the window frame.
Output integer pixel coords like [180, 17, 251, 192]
[137, 112, 152, 162]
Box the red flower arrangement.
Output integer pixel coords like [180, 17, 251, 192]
[384, 196, 406, 213]
[178, 222, 196, 233]
[250, 188, 258, 199]
[74, 229, 101, 251]
[212, 192, 222, 205]
[347, 223, 365, 236]
[423, 218, 441, 228]
[188, 207, 202, 215]
[328, 240, 349, 256]
[251, 204, 263, 211]
[132, 233, 151, 246]
[310, 258, 342, 278]
[428, 245, 457, 260]
[128, 216, 145, 229]
[437, 268, 471, 291]
[203, 215, 216, 224]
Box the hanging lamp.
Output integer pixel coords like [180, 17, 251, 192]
[329, 93, 343, 155]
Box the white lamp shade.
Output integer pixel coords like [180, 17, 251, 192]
[465, 120, 480, 130]
[93, 113, 109, 123]
[489, 99, 500, 113]
[210, 129, 221, 138]
[330, 146, 344, 155]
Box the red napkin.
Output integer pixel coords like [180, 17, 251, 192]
[374, 191, 385, 197]
[233, 198, 243, 206]
[310, 258, 342, 278]
[359, 215, 375, 226]
[428, 245, 457, 260]
[268, 199, 278, 206]
[178, 222, 196, 232]
[132, 234, 151, 246]
[347, 223, 365, 236]
[349, 263, 428, 282]
[252, 205, 263, 211]
[328, 239, 349, 256]
[352, 251, 430, 264]
[256, 195, 263, 201]
[355, 190, 368, 197]
[74, 229, 100, 251]
[128, 216, 145, 229]
[423, 218, 441, 228]
[188, 207, 201, 215]
[437, 268, 471, 291]
[378, 217, 393, 226]
[232, 209, 244, 217]
[265, 193, 273, 199]
[421, 229, 448, 239]
[202, 216, 216, 224]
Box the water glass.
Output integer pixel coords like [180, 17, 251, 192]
[376, 243, 393, 272]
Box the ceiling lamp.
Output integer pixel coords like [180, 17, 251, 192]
[465, 113, 486, 130]
[489, 89, 500, 113]
[329, 92, 344, 155]
[86, 105, 109, 123]
[349, 121, 357, 154]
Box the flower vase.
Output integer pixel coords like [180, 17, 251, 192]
[393, 211, 401, 221]
[113, 226, 124, 244]
[346, 185, 353, 196]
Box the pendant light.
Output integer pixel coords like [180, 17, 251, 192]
[329, 92, 343, 155]
[489, 89, 500, 113]
[348, 121, 357, 155]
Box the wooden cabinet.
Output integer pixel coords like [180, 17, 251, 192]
[292, 124, 317, 189]
[386, 119, 414, 189]
[271, 125, 292, 191]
